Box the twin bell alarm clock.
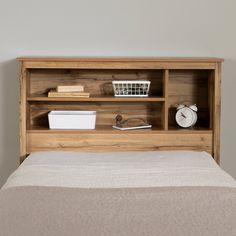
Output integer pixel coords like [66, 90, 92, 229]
[175, 104, 198, 128]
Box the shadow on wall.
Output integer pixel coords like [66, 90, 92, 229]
[0, 59, 19, 187]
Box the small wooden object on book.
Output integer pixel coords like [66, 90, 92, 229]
[57, 85, 84, 92]
[48, 90, 90, 98]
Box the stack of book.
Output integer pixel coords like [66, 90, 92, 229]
[48, 85, 90, 98]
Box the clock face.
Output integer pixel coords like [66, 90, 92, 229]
[175, 107, 196, 128]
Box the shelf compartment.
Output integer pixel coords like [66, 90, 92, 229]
[28, 101, 164, 131]
[168, 70, 213, 129]
[28, 68, 164, 98]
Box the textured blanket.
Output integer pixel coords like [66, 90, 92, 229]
[0, 186, 235, 236]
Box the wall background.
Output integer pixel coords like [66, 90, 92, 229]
[0, 0, 236, 186]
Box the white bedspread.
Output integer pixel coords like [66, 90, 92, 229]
[2, 151, 236, 189]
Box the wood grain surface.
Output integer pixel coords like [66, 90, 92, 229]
[18, 57, 222, 163]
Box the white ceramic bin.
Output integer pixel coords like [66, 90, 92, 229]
[48, 111, 96, 129]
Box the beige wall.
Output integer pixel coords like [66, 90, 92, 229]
[0, 0, 236, 186]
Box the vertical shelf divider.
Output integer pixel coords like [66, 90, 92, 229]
[208, 70, 214, 130]
[26, 70, 31, 131]
[163, 69, 169, 130]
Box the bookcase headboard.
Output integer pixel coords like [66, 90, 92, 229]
[18, 57, 223, 163]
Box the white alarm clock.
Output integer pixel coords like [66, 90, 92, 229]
[175, 104, 198, 128]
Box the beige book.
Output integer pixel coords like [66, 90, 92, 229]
[57, 85, 84, 92]
[48, 90, 90, 98]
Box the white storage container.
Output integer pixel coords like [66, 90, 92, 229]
[112, 80, 151, 97]
[48, 111, 96, 130]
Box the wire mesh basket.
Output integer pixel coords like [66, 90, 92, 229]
[112, 80, 151, 97]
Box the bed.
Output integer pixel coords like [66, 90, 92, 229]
[1, 57, 236, 236]
[0, 151, 236, 236]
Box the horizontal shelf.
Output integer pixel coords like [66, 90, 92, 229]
[27, 95, 165, 102]
[28, 125, 161, 133]
[27, 125, 213, 134]
[168, 126, 212, 131]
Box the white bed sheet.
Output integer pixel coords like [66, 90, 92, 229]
[2, 151, 236, 189]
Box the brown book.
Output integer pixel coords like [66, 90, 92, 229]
[56, 85, 84, 92]
[48, 90, 90, 98]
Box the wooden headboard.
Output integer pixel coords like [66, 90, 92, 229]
[18, 57, 223, 164]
